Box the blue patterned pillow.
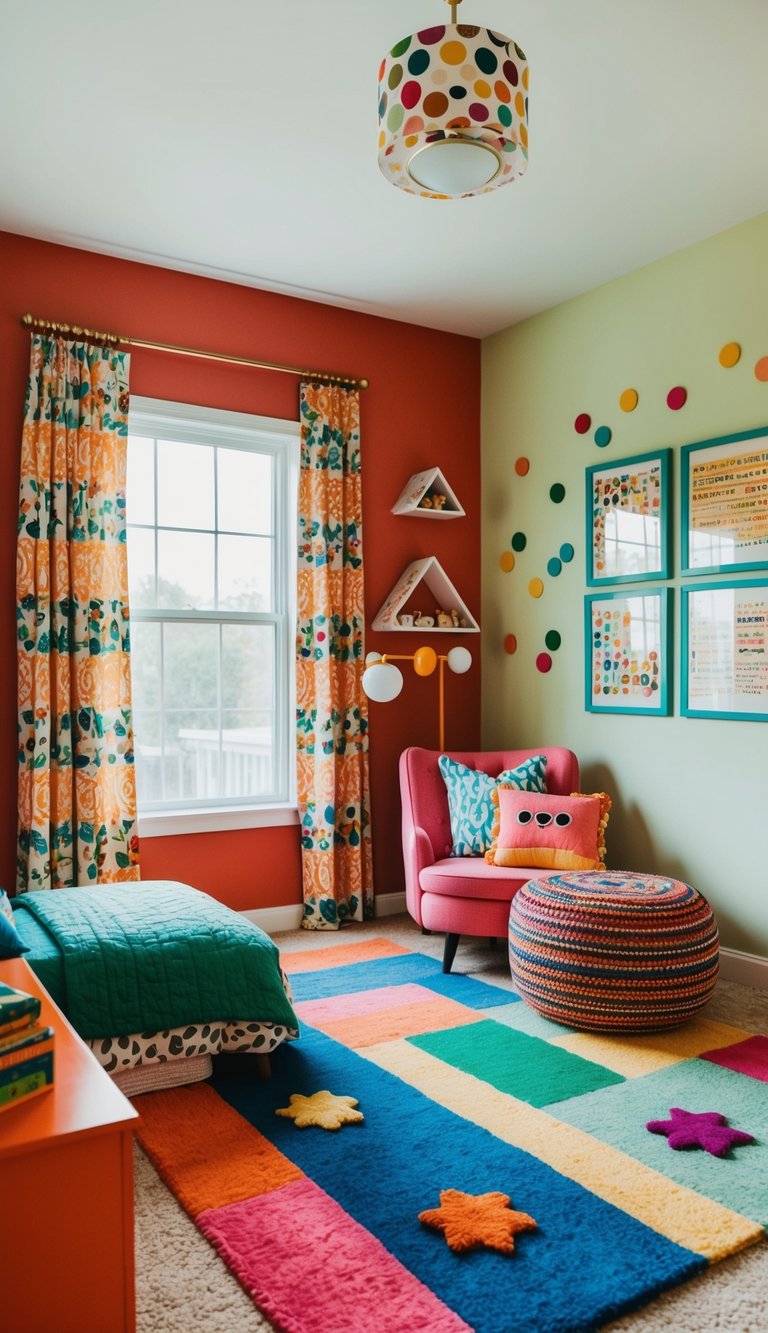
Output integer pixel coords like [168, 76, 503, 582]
[0, 889, 28, 959]
[438, 755, 548, 857]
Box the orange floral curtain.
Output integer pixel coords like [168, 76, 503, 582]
[16, 334, 140, 891]
[296, 382, 373, 929]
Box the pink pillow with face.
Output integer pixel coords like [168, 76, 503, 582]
[486, 788, 610, 871]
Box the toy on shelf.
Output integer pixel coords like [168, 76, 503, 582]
[372, 556, 479, 633]
[392, 469, 465, 519]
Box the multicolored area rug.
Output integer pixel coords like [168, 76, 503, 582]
[135, 938, 768, 1333]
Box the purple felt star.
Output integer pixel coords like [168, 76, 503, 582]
[646, 1107, 756, 1158]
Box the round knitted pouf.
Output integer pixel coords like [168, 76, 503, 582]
[508, 870, 719, 1032]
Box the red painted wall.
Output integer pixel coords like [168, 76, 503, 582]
[0, 231, 481, 911]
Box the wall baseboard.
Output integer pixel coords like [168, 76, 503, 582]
[242, 893, 408, 936]
[718, 946, 768, 991]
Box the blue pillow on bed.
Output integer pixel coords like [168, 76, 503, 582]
[0, 889, 29, 959]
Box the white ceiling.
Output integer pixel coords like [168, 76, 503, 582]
[1, 1, 767, 338]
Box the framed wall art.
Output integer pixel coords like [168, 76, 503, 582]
[681, 579, 768, 721]
[586, 449, 671, 586]
[681, 425, 768, 575]
[585, 588, 671, 716]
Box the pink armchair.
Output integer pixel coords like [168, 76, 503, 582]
[399, 746, 581, 972]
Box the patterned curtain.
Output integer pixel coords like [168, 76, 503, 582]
[296, 382, 373, 929]
[16, 334, 140, 891]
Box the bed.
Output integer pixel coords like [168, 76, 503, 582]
[12, 879, 299, 1095]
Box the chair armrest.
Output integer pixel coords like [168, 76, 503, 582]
[402, 824, 436, 926]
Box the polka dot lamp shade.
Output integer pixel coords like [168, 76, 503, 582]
[378, 24, 529, 199]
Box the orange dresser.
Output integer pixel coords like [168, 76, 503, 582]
[0, 956, 138, 1333]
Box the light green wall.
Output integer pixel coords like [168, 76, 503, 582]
[481, 210, 768, 959]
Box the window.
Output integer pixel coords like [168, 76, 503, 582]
[126, 397, 298, 830]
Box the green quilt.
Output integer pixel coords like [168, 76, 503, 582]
[14, 880, 298, 1040]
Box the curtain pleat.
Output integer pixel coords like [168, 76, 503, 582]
[16, 334, 140, 890]
[296, 382, 373, 928]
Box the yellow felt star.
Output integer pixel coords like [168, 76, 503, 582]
[275, 1090, 364, 1130]
[419, 1189, 537, 1254]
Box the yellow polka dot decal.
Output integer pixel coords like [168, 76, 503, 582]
[499, 551, 516, 573]
[719, 342, 741, 368]
[619, 388, 638, 412]
[528, 578, 544, 599]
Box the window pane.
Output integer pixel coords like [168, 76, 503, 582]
[221, 711, 274, 797]
[133, 711, 163, 805]
[157, 440, 214, 531]
[127, 435, 155, 525]
[166, 710, 219, 802]
[163, 622, 219, 711]
[217, 448, 273, 535]
[217, 534, 272, 611]
[127, 526, 156, 608]
[157, 530, 215, 609]
[129, 622, 161, 710]
[222, 623, 274, 713]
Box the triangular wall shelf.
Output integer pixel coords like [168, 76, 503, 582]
[391, 468, 465, 518]
[372, 556, 480, 632]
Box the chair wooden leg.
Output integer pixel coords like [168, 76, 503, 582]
[442, 933, 460, 974]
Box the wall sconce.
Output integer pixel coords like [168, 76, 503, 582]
[362, 644, 472, 749]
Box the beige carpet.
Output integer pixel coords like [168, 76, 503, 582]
[135, 914, 768, 1332]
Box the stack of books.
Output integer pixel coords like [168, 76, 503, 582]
[0, 982, 55, 1113]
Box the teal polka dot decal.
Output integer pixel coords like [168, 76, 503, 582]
[547, 557, 562, 577]
[511, 531, 527, 552]
[549, 483, 566, 503]
[559, 543, 575, 563]
[545, 630, 562, 652]
[594, 426, 612, 448]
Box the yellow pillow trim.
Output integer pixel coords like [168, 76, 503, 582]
[493, 846, 602, 872]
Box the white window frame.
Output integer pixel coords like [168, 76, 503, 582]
[127, 396, 299, 838]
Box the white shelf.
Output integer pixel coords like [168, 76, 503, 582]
[372, 556, 480, 633]
[391, 468, 465, 518]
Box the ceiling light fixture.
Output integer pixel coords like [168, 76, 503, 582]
[377, 0, 528, 199]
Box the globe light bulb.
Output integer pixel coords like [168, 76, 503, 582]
[361, 661, 404, 703]
[446, 646, 472, 674]
[365, 651, 383, 666]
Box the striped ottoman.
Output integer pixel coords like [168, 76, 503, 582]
[508, 870, 719, 1032]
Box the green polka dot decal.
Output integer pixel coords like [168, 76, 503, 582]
[549, 483, 566, 503]
[545, 630, 561, 651]
[511, 531, 527, 552]
[377, 25, 529, 199]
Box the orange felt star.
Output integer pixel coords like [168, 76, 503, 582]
[418, 1189, 537, 1254]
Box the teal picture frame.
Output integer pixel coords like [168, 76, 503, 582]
[681, 579, 768, 721]
[585, 588, 671, 716]
[681, 425, 768, 575]
[586, 449, 671, 586]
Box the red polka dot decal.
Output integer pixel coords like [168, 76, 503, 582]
[666, 386, 687, 410]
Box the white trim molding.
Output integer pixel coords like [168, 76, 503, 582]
[241, 904, 304, 935]
[718, 946, 768, 991]
[374, 891, 407, 918]
[139, 805, 299, 838]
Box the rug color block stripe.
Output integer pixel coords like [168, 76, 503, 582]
[700, 1034, 768, 1082]
[409, 1018, 626, 1106]
[198, 1176, 472, 1333]
[289, 952, 444, 1001]
[133, 1083, 302, 1214]
[212, 1028, 707, 1332]
[548, 1018, 753, 1078]
[417, 972, 520, 1009]
[302, 997, 484, 1049]
[280, 938, 410, 975]
[555, 1057, 768, 1228]
[362, 1038, 763, 1262]
[295, 981, 450, 1023]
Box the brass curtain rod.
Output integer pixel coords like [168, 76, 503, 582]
[20, 314, 369, 391]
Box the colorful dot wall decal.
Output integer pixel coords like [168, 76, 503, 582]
[504, 634, 517, 654]
[594, 426, 612, 448]
[755, 356, 768, 383]
[559, 542, 574, 563]
[549, 483, 566, 503]
[666, 385, 687, 410]
[536, 652, 552, 673]
[499, 551, 515, 572]
[619, 388, 638, 412]
[547, 557, 562, 577]
[544, 630, 561, 651]
[511, 531, 527, 552]
[574, 413, 591, 435]
[529, 577, 544, 598]
[719, 342, 741, 368]
[514, 457, 530, 476]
